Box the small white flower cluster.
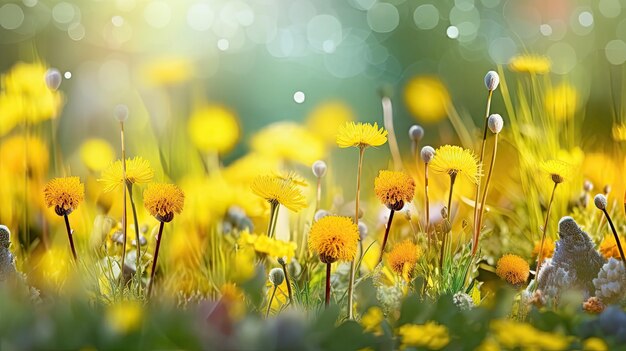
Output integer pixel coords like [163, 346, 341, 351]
[452, 292, 474, 311]
[593, 258, 626, 305]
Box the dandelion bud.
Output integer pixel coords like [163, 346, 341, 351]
[484, 71, 500, 91]
[314, 210, 329, 222]
[421, 146, 435, 163]
[312, 160, 327, 178]
[583, 180, 593, 192]
[277, 257, 286, 266]
[488, 114, 503, 134]
[358, 221, 368, 240]
[45, 68, 62, 91]
[408, 125, 424, 142]
[269, 267, 285, 286]
[441, 206, 448, 219]
[114, 104, 129, 122]
[594, 194, 607, 210]
[0, 225, 10, 248]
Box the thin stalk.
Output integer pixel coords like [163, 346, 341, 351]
[266, 285, 278, 318]
[147, 221, 165, 298]
[441, 173, 457, 269]
[424, 162, 431, 250]
[267, 201, 279, 238]
[279, 261, 293, 304]
[128, 183, 142, 275]
[63, 214, 78, 261]
[325, 262, 331, 307]
[602, 209, 626, 261]
[473, 134, 498, 256]
[536, 182, 558, 277]
[347, 146, 365, 320]
[120, 121, 128, 281]
[377, 210, 395, 265]
[473, 90, 494, 239]
[315, 177, 322, 212]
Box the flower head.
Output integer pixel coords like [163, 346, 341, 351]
[594, 194, 607, 210]
[0, 135, 49, 177]
[312, 160, 327, 178]
[532, 238, 555, 260]
[251, 174, 307, 212]
[308, 216, 359, 264]
[600, 235, 625, 260]
[143, 183, 185, 222]
[336, 122, 387, 148]
[488, 114, 504, 134]
[420, 146, 435, 163]
[408, 125, 424, 142]
[251, 122, 326, 165]
[361, 306, 384, 335]
[268, 267, 285, 286]
[496, 254, 529, 285]
[43, 177, 85, 216]
[99, 157, 154, 193]
[374, 170, 415, 210]
[484, 71, 500, 91]
[429, 145, 481, 184]
[398, 322, 450, 350]
[187, 105, 240, 154]
[404, 76, 450, 123]
[387, 240, 421, 279]
[540, 160, 570, 184]
[508, 55, 551, 74]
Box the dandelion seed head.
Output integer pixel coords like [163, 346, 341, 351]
[268, 267, 285, 286]
[312, 160, 327, 178]
[420, 146, 435, 163]
[594, 194, 607, 210]
[408, 125, 424, 142]
[488, 114, 504, 134]
[484, 71, 500, 91]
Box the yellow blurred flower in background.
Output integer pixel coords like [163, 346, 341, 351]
[545, 83, 579, 121]
[600, 234, 625, 260]
[361, 306, 384, 335]
[611, 123, 626, 141]
[187, 105, 240, 154]
[306, 101, 354, 144]
[238, 231, 297, 260]
[251, 122, 326, 165]
[222, 153, 280, 185]
[141, 56, 193, 87]
[403, 76, 450, 123]
[508, 55, 551, 74]
[80, 139, 115, 172]
[532, 238, 555, 260]
[105, 301, 143, 334]
[31, 246, 72, 291]
[489, 320, 570, 350]
[0, 135, 49, 178]
[540, 159, 571, 184]
[0, 62, 63, 125]
[398, 322, 450, 350]
[387, 240, 421, 279]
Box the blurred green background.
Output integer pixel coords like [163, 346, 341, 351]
[1, 0, 625, 161]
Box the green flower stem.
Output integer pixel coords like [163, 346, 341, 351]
[473, 133, 498, 256]
[147, 221, 165, 298]
[377, 209, 395, 265]
[63, 214, 78, 261]
[347, 146, 365, 320]
[536, 182, 558, 277]
[266, 284, 278, 318]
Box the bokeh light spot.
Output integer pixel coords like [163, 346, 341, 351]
[293, 91, 305, 104]
[367, 3, 399, 33]
[0, 4, 24, 30]
[413, 5, 439, 30]
[605, 40, 626, 65]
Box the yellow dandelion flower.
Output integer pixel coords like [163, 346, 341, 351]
[0, 135, 49, 178]
[306, 101, 355, 144]
[398, 322, 450, 350]
[374, 170, 416, 210]
[273, 171, 308, 187]
[361, 306, 384, 336]
[336, 122, 387, 148]
[600, 234, 625, 260]
[545, 83, 579, 121]
[238, 231, 297, 261]
[98, 157, 154, 193]
[43, 177, 84, 215]
[429, 145, 481, 184]
[309, 216, 359, 264]
[105, 301, 143, 334]
[387, 240, 421, 278]
[250, 174, 307, 212]
[80, 139, 115, 172]
[143, 183, 185, 222]
[251, 122, 326, 165]
[187, 104, 240, 154]
[540, 159, 570, 184]
[496, 254, 529, 285]
[403, 76, 450, 123]
[532, 238, 555, 260]
[508, 55, 551, 74]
